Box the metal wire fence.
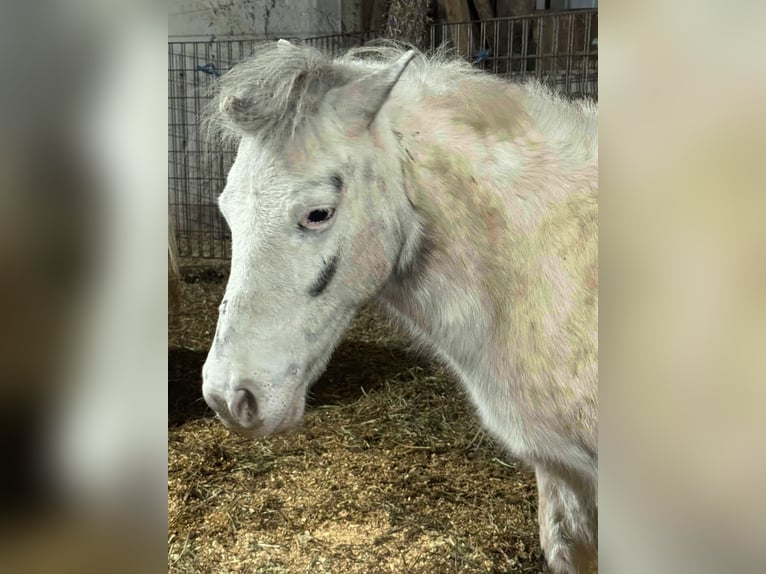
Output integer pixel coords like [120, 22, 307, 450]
[429, 9, 597, 97]
[169, 9, 597, 259]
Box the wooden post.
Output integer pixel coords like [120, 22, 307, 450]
[473, 0, 496, 57]
[362, 0, 373, 31]
[497, 0, 537, 17]
[496, 0, 536, 73]
[436, 0, 472, 59]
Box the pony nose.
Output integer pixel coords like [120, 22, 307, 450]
[228, 384, 259, 428]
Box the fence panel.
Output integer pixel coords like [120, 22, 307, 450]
[168, 40, 258, 259]
[428, 9, 597, 98]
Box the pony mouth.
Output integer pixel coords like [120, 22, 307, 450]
[273, 401, 305, 433]
[210, 343, 339, 438]
[219, 381, 308, 438]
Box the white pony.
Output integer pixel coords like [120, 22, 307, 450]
[202, 40, 598, 573]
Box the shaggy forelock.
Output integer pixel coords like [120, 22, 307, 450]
[202, 40, 495, 149]
[203, 42, 355, 148]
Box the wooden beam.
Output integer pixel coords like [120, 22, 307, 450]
[472, 0, 494, 19]
[443, 0, 471, 23]
[472, 0, 496, 54]
[362, 0, 374, 32]
[496, 0, 536, 73]
[434, 0, 446, 22]
[436, 0, 472, 57]
[497, 0, 536, 17]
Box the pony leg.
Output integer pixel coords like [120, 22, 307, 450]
[536, 465, 598, 573]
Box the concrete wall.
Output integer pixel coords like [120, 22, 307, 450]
[169, 0, 343, 40]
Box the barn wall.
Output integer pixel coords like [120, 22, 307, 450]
[169, 0, 343, 40]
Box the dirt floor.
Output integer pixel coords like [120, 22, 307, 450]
[168, 265, 545, 573]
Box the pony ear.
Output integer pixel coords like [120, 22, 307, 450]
[324, 50, 416, 132]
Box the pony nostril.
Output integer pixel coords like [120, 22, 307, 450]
[229, 387, 258, 427]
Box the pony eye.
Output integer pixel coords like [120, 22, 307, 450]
[300, 208, 336, 229]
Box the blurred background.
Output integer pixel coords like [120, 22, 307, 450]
[0, 1, 166, 572]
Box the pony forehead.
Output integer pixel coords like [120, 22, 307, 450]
[232, 136, 278, 176]
[221, 137, 281, 198]
[224, 135, 340, 203]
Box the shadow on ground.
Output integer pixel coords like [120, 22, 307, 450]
[169, 339, 425, 428]
[168, 347, 209, 428]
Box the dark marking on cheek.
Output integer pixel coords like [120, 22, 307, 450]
[214, 300, 229, 345]
[309, 254, 339, 297]
[331, 173, 343, 192]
